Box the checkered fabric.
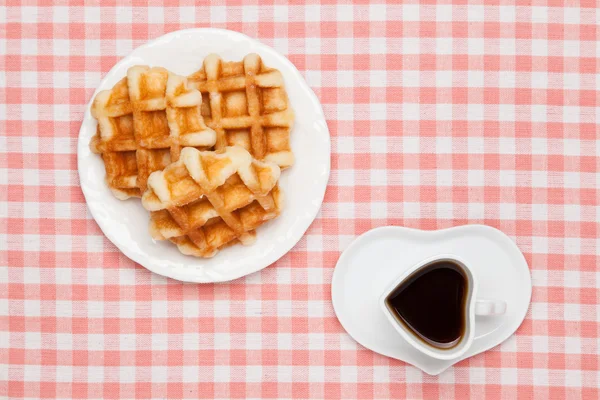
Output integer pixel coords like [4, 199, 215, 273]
[1, 1, 599, 399]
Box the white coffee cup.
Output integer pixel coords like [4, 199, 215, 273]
[379, 254, 506, 360]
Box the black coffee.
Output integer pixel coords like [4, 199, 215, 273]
[385, 261, 467, 349]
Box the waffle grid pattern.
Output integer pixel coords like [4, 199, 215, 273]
[189, 53, 295, 168]
[143, 146, 282, 258]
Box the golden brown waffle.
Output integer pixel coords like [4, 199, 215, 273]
[90, 67, 216, 199]
[188, 53, 295, 168]
[166, 72, 217, 161]
[141, 146, 283, 258]
[90, 77, 142, 199]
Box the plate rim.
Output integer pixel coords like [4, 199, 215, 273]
[331, 224, 532, 375]
[77, 28, 331, 283]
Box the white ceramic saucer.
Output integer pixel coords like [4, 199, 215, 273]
[77, 29, 330, 283]
[331, 225, 532, 375]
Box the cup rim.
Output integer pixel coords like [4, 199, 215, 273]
[378, 253, 477, 360]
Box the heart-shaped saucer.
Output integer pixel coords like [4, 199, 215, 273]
[331, 225, 532, 375]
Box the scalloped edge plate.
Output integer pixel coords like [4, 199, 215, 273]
[78, 29, 331, 282]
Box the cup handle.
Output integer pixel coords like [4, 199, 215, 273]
[475, 299, 506, 316]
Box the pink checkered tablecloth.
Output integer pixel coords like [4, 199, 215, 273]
[1, 1, 599, 399]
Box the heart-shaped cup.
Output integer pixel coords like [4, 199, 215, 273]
[379, 254, 506, 360]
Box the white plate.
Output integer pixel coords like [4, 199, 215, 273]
[77, 29, 331, 283]
[331, 225, 532, 375]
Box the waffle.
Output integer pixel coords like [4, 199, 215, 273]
[188, 53, 295, 168]
[165, 71, 217, 160]
[90, 77, 142, 199]
[90, 67, 216, 199]
[141, 146, 283, 258]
